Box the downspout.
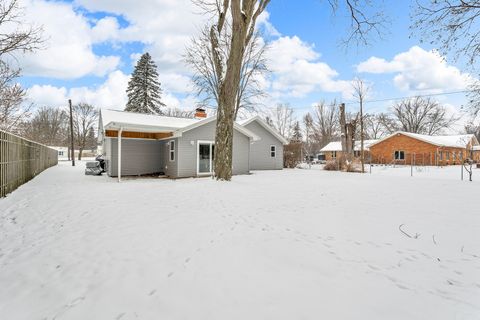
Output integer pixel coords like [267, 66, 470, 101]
[118, 127, 123, 182]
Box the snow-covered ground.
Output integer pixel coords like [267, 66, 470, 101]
[1, 162, 479, 320]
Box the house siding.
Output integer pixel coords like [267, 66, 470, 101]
[369, 133, 471, 165]
[106, 137, 165, 176]
[244, 121, 284, 170]
[175, 120, 250, 178]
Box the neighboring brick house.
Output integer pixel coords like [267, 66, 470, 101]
[320, 140, 379, 161]
[369, 132, 480, 165]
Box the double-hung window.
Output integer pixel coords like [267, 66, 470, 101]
[270, 145, 276, 158]
[169, 140, 175, 162]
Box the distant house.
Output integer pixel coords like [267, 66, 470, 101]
[49, 146, 69, 160]
[98, 108, 286, 179]
[239, 116, 288, 170]
[319, 140, 379, 162]
[369, 131, 480, 165]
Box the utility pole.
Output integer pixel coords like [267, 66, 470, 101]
[69, 99, 75, 166]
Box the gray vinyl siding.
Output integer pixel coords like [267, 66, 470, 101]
[164, 138, 177, 178]
[244, 121, 284, 170]
[175, 120, 250, 178]
[106, 137, 165, 177]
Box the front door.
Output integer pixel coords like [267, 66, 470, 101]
[198, 141, 214, 175]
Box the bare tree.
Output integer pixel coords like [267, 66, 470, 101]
[303, 113, 315, 157]
[0, 0, 44, 59]
[163, 107, 195, 118]
[264, 103, 295, 140]
[194, 0, 385, 180]
[351, 77, 369, 172]
[185, 26, 268, 119]
[72, 103, 98, 160]
[413, 0, 480, 67]
[0, 61, 30, 131]
[21, 106, 68, 145]
[465, 119, 480, 141]
[364, 113, 390, 139]
[311, 100, 339, 148]
[391, 97, 458, 135]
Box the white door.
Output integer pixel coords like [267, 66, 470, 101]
[197, 141, 215, 175]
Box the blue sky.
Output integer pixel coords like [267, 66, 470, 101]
[18, 0, 473, 126]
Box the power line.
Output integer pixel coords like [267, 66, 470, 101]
[277, 89, 470, 111]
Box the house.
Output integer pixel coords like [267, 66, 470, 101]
[239, 116, 288, 170]
[98, 108, 285, 179]
[369, 131, 480, 165]
[319, 140, 379, 161]
[49, 146, 69, 160]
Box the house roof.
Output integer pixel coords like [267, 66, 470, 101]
[100, 109, 200, 132]
[369, 131, 477, 149]
[99, 109, 260, 141]
[173, 116, 260, 141]
[239, 115, 289, 144]
[320, 140, 379, 152]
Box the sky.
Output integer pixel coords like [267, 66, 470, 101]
[14, 0, 475, 130]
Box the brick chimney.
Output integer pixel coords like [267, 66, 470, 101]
[194, 107, 207, 119]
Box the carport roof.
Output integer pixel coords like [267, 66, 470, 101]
[100, 109, 200, 132]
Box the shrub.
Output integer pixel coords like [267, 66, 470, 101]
[324, 160, 339, 171]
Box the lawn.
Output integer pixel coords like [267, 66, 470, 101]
[0, 162, 479, 320]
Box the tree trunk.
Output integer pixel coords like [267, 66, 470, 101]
[78, 148, 83, 160]
[213, 2, 248, 181]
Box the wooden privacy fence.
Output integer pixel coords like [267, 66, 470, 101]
[0, 130, 58, 198]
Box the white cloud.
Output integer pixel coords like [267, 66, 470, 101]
[19, 0, 120, 79]
[357, 46, 473, 92]
[26, 70, 196, 110]
[267, 36, 351, 98]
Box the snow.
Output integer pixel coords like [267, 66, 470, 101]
[371, 132, 476, 149]
[320, 139, 379, 152]
[100, 109, 201, 131]
[1, 162, 480, 319]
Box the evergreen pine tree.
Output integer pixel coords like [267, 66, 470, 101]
[125, 52, 165, 114]
[292, 121, 303, 143]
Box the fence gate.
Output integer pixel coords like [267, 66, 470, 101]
[0, 130, 58, 198]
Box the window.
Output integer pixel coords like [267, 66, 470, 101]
[453, 152, 456, 160]
[58, 151, 64, 156]
[270, 145, 276, 158]
[169, 140, 175, 161]
[446, 152, 450, 160]
[331, 151, 337, 159]
[354, 150, 361, 157]
[439, 151, 443, 160]
[394, 150, 405, 160]
[459, 152, 463, 160]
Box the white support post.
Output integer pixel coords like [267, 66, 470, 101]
[118, 127, 122, 182]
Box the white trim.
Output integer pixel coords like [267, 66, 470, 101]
[169, 140, 175, 162]
[241, 116, 289, 144]
[197, 140, 215, 176]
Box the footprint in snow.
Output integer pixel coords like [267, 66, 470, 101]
[167, 272, 174, 278]
[185, 257, 191, 264]
[116, 312, 126, 320]
[149, 290, 156, 296]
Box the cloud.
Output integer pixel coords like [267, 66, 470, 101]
[26, 70, 196, 110]
[267, 36, 351, 98]
[18, 0, 120, 79]
[357, 46, 473, 92]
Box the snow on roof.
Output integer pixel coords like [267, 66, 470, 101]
[320, 140, 379, 152]
[99, 109, 260, 140]
[370, 131, 476, 149]
[239, 116, 289, 144]
[100, 109, 200, 132]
